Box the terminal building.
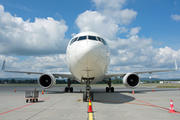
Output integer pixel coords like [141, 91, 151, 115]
[160, 81, 180, 84]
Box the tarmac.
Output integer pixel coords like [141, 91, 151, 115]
[0, 85, 180, 120]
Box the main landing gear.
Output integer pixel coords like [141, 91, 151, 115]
[82, 77, 94, 102]
[104, 78, 114, 92]
[64, 79, 75, 92]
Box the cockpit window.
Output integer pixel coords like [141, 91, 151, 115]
[101, 38, 106, 45]
[88, 36, 98, 41]
[70, 35, 106, 45]
[97, 37, 106, 45]
[77, 36, 87, 41]
[70, 37, 78, 45]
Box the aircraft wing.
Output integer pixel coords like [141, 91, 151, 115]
[104, 60, 178, 79]
[2, 60, 74, 79]
[51, 73, 75, 79]
[104, 73, 126, 78]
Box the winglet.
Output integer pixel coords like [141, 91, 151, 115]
[2, 60, 5, 71]
[175, 60, 178, 70]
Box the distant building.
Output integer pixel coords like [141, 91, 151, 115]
[160, 81, 180, 84]
[140, 82, 146, 84]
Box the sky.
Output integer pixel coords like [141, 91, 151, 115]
[0, 0, 180, 79]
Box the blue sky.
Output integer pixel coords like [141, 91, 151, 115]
[0, 0, 180, 78]
[1, 0, 179, 43]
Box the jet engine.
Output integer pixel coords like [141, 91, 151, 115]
[123, 73, 140, 89]
[38, 73, 56, 89]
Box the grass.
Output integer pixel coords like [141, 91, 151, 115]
[156, 86, 180, 88]
[0, 84, 39, 87]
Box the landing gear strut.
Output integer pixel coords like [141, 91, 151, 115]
[104, 78, 114, 92]
[65, 79, 75, 92]
[82, 77, 94, 102]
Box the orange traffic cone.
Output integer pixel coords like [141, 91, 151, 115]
[87, 99, 93, 113]
[132, 90, 134, 95]
[169, 100, 176, 113]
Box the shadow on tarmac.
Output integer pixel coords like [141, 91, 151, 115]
[15, 86, 180, 104]
[93, 92, 135, 104]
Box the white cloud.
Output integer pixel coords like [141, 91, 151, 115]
[0, 5, 69, 56]
[75, 10, 119, 40]
[92, 0, 137, 25]
[0, 54, 68, 78]
[171, 14, 180, 21]
[129, 27, 141, 36]
[108, 34, 180, 77]
[119, 27, 128, 34]
[92, 0, 126, 10]
[75, 0, 138, 40]
[174, 1, 177, 5]
[109, 35, 154, 65]
[108, 35, 180, 78]
[108, 35, 152, 50]
[71, 33, 76, 37]
[0, 2, 180, 79]
[111, 8, 137, 25]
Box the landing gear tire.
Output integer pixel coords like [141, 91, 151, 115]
[106, 87, 114, 92]
[70, 87, 73, 92]
[106, 87, 109, 92]
[65, 87, 68, 92]
[90, 92, 94, 101]
[83, 92, 94, 102]
[83, 92, 87, 102]
[111, 87, 114, 92]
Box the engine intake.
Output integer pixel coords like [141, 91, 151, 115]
[123, 73, 140, 89]
[38, 74, 56, 89]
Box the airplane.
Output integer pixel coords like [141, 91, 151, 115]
[2, 31, 178, 101]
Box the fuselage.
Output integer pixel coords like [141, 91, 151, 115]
[66, 31, 110, 83]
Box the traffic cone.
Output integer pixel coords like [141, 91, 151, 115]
[132, 90, 134, 95]
[42, 90, 44, 95]
[87, 99, 93, 113]
[169, 100, 176, 113]
[14, 89, 16, 92]
[153, 89, 154, 92]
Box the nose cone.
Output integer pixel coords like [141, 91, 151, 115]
[76, 41, 99, 65]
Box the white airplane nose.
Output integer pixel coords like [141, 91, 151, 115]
[75, 41, 99, 65]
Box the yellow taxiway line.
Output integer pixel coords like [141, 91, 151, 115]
[89, 113, 93, 120]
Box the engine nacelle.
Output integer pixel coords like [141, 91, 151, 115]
[123, 73, 140, 89]
[38, 73, 56, 89]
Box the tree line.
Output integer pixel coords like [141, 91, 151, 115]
[0, 78, 180, 84]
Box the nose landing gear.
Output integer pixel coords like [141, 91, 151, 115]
[82, 77, 94, 102]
